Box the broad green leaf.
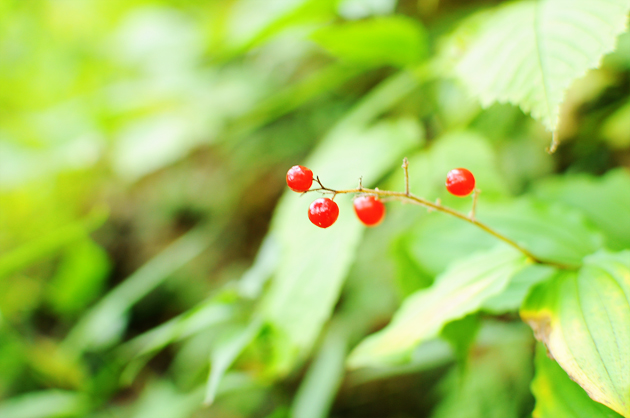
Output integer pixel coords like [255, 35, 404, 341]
[261, 115, 423, 374]
[234, 64, 366, 138]
[604, 30, 630, 70]
[312, 16, 428, 67]
[478, 198, 604, 267]
[602, 99, 630, 149]
[0, 390, 87, 418]
[532, 343, 622, 418]
[348, 246, 529, 368]
[404, 197, 603, 277]
[391, 235, 433, 297]
[481, 264, 557, 313]
[453, 0, 630, 131]
[0, 275, 44, 321]
[385, 130, 510, 200]
[118, 297, 235, 385]
[237, 234, 281, 299]
[431, 322, 534, 418]
[26, 339, 87, 390]
[0, 208, 107, 279]
[337, 0, 397, 19]
[439, 313, 480, 367]
[347, 339, 454, 386]
[47, 239, 110, 317]
[63, 225, 217, 354]
[130, 381, 203, 418]
[533, 169, 630, 251]
[119, 235, 276, 385]
[204, 318, 263, 405]
[290, 322, 348, 418]
[521, 251, 630, 417]
[404, 213, 496, 277]
[226, 0, 337, 52]
[0, 331, 27, 394]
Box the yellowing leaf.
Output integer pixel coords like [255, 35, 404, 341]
[521, 251, 630, 417]
[532, 343, 622, 418]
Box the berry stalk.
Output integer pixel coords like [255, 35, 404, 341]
[305, 176, 576, 270]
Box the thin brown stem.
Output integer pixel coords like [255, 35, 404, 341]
[402, 158, 410, 196]
[306, 182, 576, 270]
[469, 188, 480, 220]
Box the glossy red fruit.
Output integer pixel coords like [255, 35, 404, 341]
[353, 195, 385, 227]
[308, 198, 339, 228]
[286, 165, 313, 192]
[445, 168, 475, 197]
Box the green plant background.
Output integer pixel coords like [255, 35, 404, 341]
[1, 0, 629, 417]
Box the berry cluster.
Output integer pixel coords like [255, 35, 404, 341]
[286, 165, 476, 229]
[286, 165, 385, 229]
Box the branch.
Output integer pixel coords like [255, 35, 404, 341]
[308, 176, 576, 270]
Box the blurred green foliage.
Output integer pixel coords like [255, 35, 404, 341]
[1, 0, 629, 417]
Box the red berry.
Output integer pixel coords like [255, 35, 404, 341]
[308, 198, 339, 228]
[287, 165, 313, 192]
[353, 195, 385, 227]
[445, 168, 475, 197]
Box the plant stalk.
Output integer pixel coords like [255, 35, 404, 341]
[308, 180, 576, 270]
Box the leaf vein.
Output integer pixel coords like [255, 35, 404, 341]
[575, 276, 624, 403]
[534, 0, 554, 127]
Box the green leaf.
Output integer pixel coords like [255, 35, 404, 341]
[237, 234, 281, 299]
[63, 225, 216, 354]
[290, 322, 348, 418]
[0, 209, 107, 279]
[348, 246, 529, 368]
[532, 343, 623, 418]
[481, 264, 557, 314]
[604, 30, 630, 70]
[225, 0, 338, 53]
[602, 99, 630, 149]
[439, 313, 481, 367]
[521, 251, 630, 417]
[533, 169, 630, 251]
[204, 317, 263, 405]
[404, 213, 497, 277]
[47, 239, 111, 317]
[431, 322, 534, 418]
[390, 235, 433, 297]
[261, 115, 423, 374]
[385, 130, 510, 200]
[311, 16, 428, 68]
[478, 198, 604, 267]
[0, 390, 87, 418]
[118, 297, 235, 385]
[453, 0, 630, 131]
[129, 381, 203, 418]
[404, 197, 603, 277]
[347, 339, 454, 386]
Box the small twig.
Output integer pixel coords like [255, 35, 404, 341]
[469, 189, 480, 220]
[402, 157, 410, 196]
[428, 198, 440, 213]
[379, 196, 408, 203]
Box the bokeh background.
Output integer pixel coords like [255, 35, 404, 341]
[1, 0, 629, 417]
